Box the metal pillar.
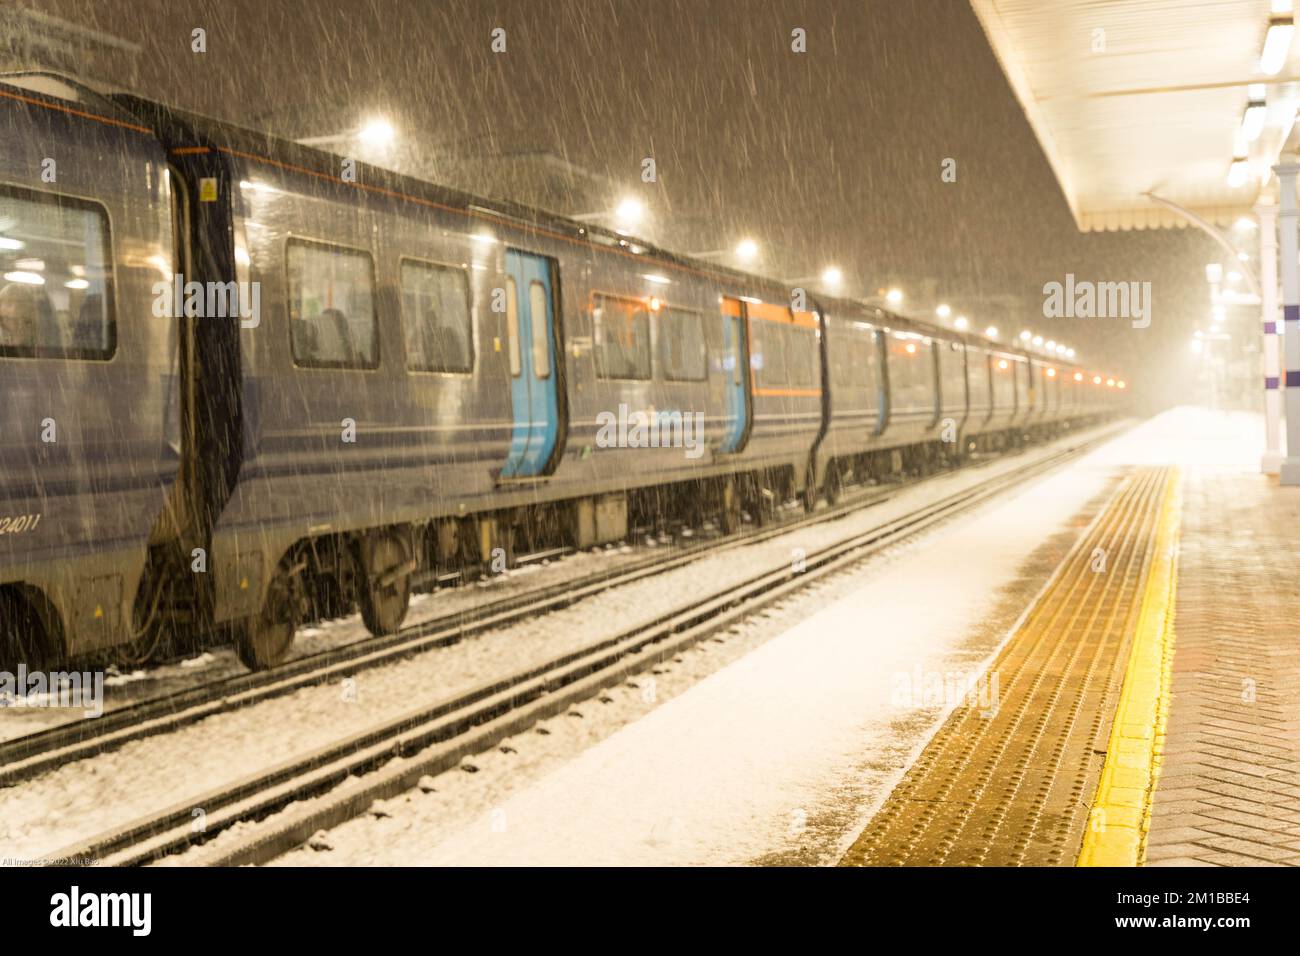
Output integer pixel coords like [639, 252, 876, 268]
[1259, 202, 1282, 474]
[1275, 162, 1300, 485]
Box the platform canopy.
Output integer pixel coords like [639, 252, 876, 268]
[970, 0, 1300, 231]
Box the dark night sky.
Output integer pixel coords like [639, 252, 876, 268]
[37, 0, 1225, 397]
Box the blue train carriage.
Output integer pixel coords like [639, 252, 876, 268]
[724, 295, 826, 519]
[0, 72, 1128, 672]
[113, 96, 828, 667]
[0, 73, 180, 668]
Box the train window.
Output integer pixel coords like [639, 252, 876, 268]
[788, 326, 817, 389]
[753, 321, 786, 385]
[287, 239, 377, 369]
[592, 293, 651, 380]
[400, 259, 473, 374]
[657, 306, 707, 381]
[529, 281, 551, 378]
[505, 276, 521, 376]
[0, 185, 115, 360]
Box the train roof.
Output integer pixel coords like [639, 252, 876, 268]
[1, 69, 1083, 373]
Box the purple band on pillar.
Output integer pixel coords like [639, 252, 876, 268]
[1266, 322, 1278, 334]
[1267, 376, 1280, 389]
[1288, 304, 1300, 323]
[1289, 371, 1300, 388]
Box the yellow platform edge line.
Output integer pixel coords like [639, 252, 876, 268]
[1077, 467, 1182, 867]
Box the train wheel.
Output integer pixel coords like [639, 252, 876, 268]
[359, 533, 412, 637]
[235, 568, 297, 670]
[0, 589, 52, 673]
[824, 461, 843, 506]
[718, 477, 741, 535]
[801, 479, 818, 513]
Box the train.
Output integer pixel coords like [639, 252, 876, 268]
[0, 71, 1125, 672]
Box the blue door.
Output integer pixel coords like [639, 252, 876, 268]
[717, 297, 750, 453]
[502, 249, 561, 477]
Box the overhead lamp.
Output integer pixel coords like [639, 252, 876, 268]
[936, 303, 951, 319]
[821, 266, 844, 288]
[885, 287, 904, 305]
[1228, 157, 1251, 188]
[1260, 15, 1295, 76]
[615, 197, 644, 227]
[985, 326, 999, 339]
[1241, 84, 1268, 142]
[358, 118, 396, 148]
[954, 315, 969, 331]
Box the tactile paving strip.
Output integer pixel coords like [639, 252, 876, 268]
[841, 467, 1175, 866]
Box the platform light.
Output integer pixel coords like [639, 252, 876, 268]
[1019, 330, 1032, 342]
[886, 287, 904, 305]
[1092, 375, 1102, 385]
[648, 296, 662, 311]
[1045, 339, 1056, 351]
[997, 359, 1009, 369]
[1032, 335, 1043, 346]
[1046, 368, 1057, 378]
[735, 238, 759, 262]
[358, 117, 396, 148]
[1074, 371, 1084, 382]
[905, 342, 917, 354]
[952, 315, 968, 331]
[615, 197, 644, 228]
[1106, 378, 1116, 387]
[1117, 380, 1127, 389]
[0, 237, 23, 250]
[1235, 216, 1258, 230]
[1261, 14, 1294, 76]
[1056, 344, 1068, 355]
[985, 326, 998, 339]
[64, 278, 89, 290]
[1241, 85, 1268, 142]
[471, 232, 498, 245]
[936, 303, 951, 319]
[642, 273, 671, 285]
[1228, 157, 1251, 188]
[1066, 348, 1075, 358]
[1228, 270, 1243, 284]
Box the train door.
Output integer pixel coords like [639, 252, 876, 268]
[718, 297, 750, 453]
[502, 249, 561, 478]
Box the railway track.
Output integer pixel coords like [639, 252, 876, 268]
[40, 425, 1122, 867]
[1, 427, 1123, 789]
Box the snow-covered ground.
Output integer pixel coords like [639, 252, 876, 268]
[0, 420, 1117, 862]
[0, 540, 662, 743]
[265, 407, 1259, 867]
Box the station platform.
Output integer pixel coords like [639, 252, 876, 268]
[291, 407, 1297, 867]
[842, 410, 1300, 867]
